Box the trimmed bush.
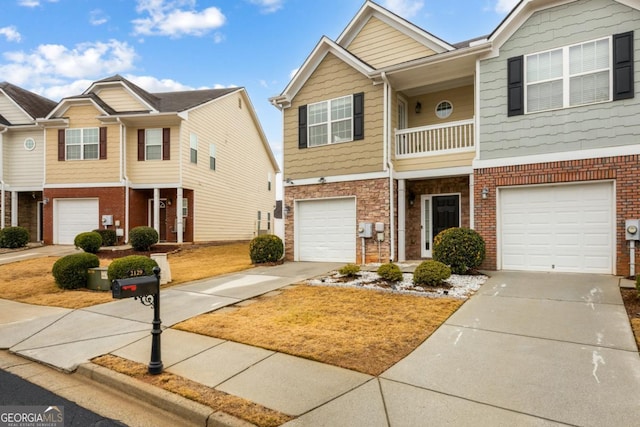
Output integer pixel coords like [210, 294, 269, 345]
[377, 263, 403, 282]
[339, 263, 361, 277]
[636, 274, 640, 297]
[0, 226, 29, 249]
[129, 226, 159, 252]
[74, 231, 102, 254]
[107, 255, 159, 281]
[93, 229, 117, 247]
[52, 253, 100, 289]
[433, 227, 486, 275]
[413, 260, 451, 287]
[249, 234, 284, 264]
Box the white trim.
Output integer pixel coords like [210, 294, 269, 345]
[420, 192, 461, 258]
[395, 166, 473, 180]
[45, 97, 110, 120]
[44, 182, 124, 189]
[84, 80, 159, 113]
[474, 145, 640, 169]
[129, 182, 182, 190]
[284, 172, 388, 187]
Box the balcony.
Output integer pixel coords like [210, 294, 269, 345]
[395, 118, 475, 159]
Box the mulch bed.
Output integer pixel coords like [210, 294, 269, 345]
[621, 288, 640, 318]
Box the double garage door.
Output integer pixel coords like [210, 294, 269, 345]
[500, 182, 613, 274]
[54, 199, 99, 244]
[296, 198, 356, 262]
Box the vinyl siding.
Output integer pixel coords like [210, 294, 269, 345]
[45, 105, 121, 184]
[405, 85, 474, 129]
[3, 129, 44, 187]
[479, 0, 640, 160]
[181, 91, 277, 241]
[348, 16, 435, 68]
[95, 87, 148, 112]
[0, 93, 31, 124]
[395, 151, 475, 172]
[284, 52, 384, 179]
[126, 126, 180, 183]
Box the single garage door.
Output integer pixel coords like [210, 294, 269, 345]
[297, 198, 356, 262]
[54, 199, 99, 244]
[500, 182, 613, 274]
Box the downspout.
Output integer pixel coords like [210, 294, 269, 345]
[117, 118, 130, 244]
[0, 128, 7, 230]
[381, 72, 395, 262]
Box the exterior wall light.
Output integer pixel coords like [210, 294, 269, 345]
[415, 101, 422, 114]
[481, 187, 490, 199]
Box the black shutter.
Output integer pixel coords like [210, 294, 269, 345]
[613, 31, 634, 101]
[298, 105, 307, 149]
[99, 127, 107, 160]
[58, 129, 65, 161]
[353, 92, 364, 140]
[507, 56, 524, 116]
[137, 129, 145, 161]
[162, 128, 170, 160]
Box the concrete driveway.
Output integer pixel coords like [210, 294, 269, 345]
[0, 245, 78, 265]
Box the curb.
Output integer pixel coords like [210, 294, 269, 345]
[76, 363, 253, 427]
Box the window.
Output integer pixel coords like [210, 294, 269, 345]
[209, 144, 216, 171]
[66, 128, 99, 160]
[435, 101, 453, 119]
[24, 138, 36, 151]
[308, 95, 353, 147]
[525, 37, 611, 113]
[182, 198, 188, 217]
[268, 173, 272, 191]
[145, 128, 162, 160]
[190, 134, 198, 164]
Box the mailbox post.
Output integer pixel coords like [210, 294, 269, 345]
[112, 267, 163, 374]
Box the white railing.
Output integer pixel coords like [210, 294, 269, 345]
[395, 118, 475, 158]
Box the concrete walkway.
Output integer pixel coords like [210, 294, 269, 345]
[1, 266, 640, 426]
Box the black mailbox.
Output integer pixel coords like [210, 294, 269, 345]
[112, 275, 158, 299]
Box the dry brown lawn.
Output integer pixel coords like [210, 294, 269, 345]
[0, 242, 252, 309]
[175, 284, 463, 376]
[92, 354, 292, 427]
[632, 318, 640, 349]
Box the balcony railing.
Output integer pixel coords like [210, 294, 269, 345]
[395, 118, 475, 158]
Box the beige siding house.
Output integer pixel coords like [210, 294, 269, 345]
[37, 75, 279, 245]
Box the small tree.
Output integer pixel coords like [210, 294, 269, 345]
[107, 255, 159, 281]
[339, 264, 361, 277]
[377, 263, 403, 282]
[413, 260, 451, 286]
[52, 253, 100, 289]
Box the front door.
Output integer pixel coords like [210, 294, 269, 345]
[421, 194, 460, 258]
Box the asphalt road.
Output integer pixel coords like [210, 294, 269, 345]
[0, 368, 127, 427]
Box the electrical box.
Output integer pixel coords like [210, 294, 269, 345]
[358, 222, 373, 238]
[101, 215, 113, 226]
[375, 222, 384, 232]
[626, 219, 640, 240]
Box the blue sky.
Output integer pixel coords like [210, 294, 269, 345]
[0, 0, 519, 175]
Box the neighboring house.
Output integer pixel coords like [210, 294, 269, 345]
[36, 75, 279, 245]
[272, 0, 640, 277]
[0, 82, 57, 242]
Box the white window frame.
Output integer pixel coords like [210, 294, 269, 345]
[435, 100, 453, 119]
[182, 198, 188, 217]
[525, 36, 612, 114]
[308, 94, 353, 147]
[190, 133, 198, 164]
[209, 144, 216, 171]
[145, 128, 162, 160]
[65, 128, 99, 160]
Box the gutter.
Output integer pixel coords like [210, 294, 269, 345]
[0, 127, 7, 229]
[117, 118, 130, 244]
[380, 72, 395, 262]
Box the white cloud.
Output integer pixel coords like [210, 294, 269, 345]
[132, 0, 226, 37]
[0, 40, 136, 87]
[0, 26, 21, 42]
[213, 32, 225, 43]
[90, 9, 109, 26]
[18, 0, 58, 7]
[382, 0, 424, 19]
[495, 0, 519, 14]
[126, 74, 196, 92]
[249, 0, 284, 14]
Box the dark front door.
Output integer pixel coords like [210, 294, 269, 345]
[432, 195, 459, 239]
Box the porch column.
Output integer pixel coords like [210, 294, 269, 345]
[176, 187, 183, 244]
[398, 179, 406, 261]
[153, 188, 160, 236]
[0, 185, 5, 229]
[11, 191, 18, 227]
[469, 173, 475, 229]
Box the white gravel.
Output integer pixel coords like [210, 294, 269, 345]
[306, 269, 487, 299]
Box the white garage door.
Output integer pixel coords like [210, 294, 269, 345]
[500, 182, 613, 274]
[297, 198, 356, 262]
[54, 199, 99, 244]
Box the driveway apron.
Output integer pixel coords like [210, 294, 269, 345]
[381, 271, 640, 427]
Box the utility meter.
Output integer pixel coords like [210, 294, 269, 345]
[358, 222, 373, 238]
[626, 219, 640, 240]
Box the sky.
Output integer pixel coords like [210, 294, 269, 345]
[0, 0, 519, 186]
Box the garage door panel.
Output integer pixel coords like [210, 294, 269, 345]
[500, 183, 612, 274]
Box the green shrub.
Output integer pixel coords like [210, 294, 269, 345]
[433, 227, 486, 275]
[52, 253, 100, 289]
[377, 263, 404, 282]
[0, 226, 29, 249]
[249, 234, 284, 264]
[93, 229, 117, 247]
[74, 231, 102, 254]
[413, 260, 452, 287]
[107, 255, 159, 281]
[129, 226, 158, 251]
[339, 263, 361, 277]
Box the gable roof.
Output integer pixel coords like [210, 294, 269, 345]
[0, 82, 57, 122]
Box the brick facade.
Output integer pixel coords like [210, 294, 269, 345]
[474, 156, 640, 276]
[284, 178, 391, 263]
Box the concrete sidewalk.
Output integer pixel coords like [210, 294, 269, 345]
[2, 267, 640, 426]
